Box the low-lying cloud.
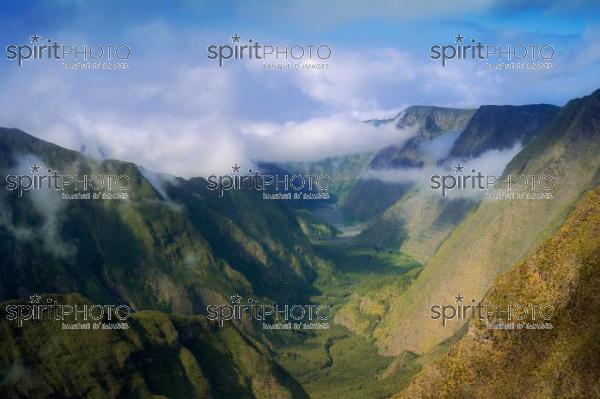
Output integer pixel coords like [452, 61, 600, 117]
[0, 20, 597, 178]
[361, 142, 524, 198]
[0, 155, 75, 258]
[242, 115, 416, 163]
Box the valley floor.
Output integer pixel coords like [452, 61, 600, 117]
[268, 212, 447, 398]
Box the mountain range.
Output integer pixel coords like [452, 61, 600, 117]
[1, 88, 599, 398]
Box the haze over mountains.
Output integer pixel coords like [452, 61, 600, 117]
[1, 89, 599, 398]
[0, 128, 324, 398]
[374, 89, 600, 356]
[0, 127, 327, 309]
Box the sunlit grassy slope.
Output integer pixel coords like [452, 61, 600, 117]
[398, 186, 600, 398]
[375, 89, 600, 356]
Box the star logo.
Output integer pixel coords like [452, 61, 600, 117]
[30, 34, 41, 43]
[454, 33, 464, 43]
[230, 294, 242, 304]
[454, 163, 465, 173]
[232, 34, 241, 43]
[29, 294, 42, 304]
[232, 164, 241, 173]
[454, 293, 464, 303]
[31, 164, 41, 173]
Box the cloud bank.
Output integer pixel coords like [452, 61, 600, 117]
[0, 11, 599, 178]
[361, 142, 524, 198]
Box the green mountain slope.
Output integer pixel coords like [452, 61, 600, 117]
[374, 89, 600, 355]
[358, 103, 559, 263]
[343, 106, 475, 221]
[447, 104, 559, 159]
[368, 106, 476, 168]
[358, 191, 477, 263]
[277, 152, 375, 205]
[397, 186, 600, 398]
[0, 128, 325, 312]
[0, 294, 308, 399]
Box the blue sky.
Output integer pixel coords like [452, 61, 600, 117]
[0, 0, 599, 176]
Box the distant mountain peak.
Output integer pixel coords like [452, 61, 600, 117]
[446, 103, 560, 160]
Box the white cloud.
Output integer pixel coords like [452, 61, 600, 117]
[242, 114, 417, 162]
[0, 155, 75, 258]
[361, 142, 524, 198]
[294, 49, 417, 111]
[0, 23, 598, 179]
[0, 45, 431, 176]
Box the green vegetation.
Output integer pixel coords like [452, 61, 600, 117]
[0, 128, 326, 311]
[0, 294, 308, 399]
[357, 189, 478, 263]
[280, 152, 375, 204]
[1, 89, 599, 398]
[275, 325, 421, 399]
[295, 210, 341, 239]
[399, 186, 600, 398]
[375, 89, 600, 356]
[268, 235, 424, 399]
[448, 104, 559, 159]
[343, 106, 475, 221]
